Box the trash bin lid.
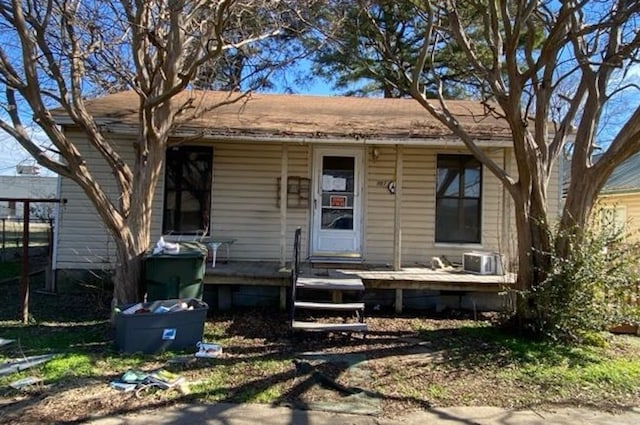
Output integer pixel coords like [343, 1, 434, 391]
[145, 241, 208, 259]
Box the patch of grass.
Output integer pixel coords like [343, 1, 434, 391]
[425, 384, 447, 399]
[93, 355, 151, 374]
[396, 379, 426, 399]
[42, 354, 94, 380]
[0, 261, 22, 280]
[236, 383, 286, 403]
[1, 280, 639, 423]
[421, 323, 640, 405]
[0, 321, 112, 354]
[453, 323, 603, 367]
[406, 320, 640, 408]
[516, 356, 640, 392]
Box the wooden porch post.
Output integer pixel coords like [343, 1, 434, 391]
[279, 144, 289, 268]
[393, 144, 403, 271]
[502, 148, 512, 265]
[393, 145, 404, 313]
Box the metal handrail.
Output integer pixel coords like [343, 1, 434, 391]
[290, 227, 301, 324]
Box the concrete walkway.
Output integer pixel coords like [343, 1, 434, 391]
[86, 403, 640, 425]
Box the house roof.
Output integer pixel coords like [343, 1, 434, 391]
[62, 90, 512, 143]
[600, 151, 640, 194]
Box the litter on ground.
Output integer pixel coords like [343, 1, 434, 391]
[0, 338, 15, 349]
[109, 368, 186, 397]
[9, 376, 43, 390]
[0, 354, 57, 377]
[195, 341, 222, 358]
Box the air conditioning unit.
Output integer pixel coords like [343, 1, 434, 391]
[462, 252, 503, 275]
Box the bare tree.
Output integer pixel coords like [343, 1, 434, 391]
[0, 0, 309, 305]
[355, 0, 640, 314]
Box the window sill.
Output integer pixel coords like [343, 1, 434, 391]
[434, 242, 484, 248]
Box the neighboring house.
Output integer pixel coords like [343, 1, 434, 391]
[596, 152, 640, 239]
[0, 174, 58, 219]
[51, 91, 561, 308]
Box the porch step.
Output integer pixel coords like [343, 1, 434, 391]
[290, 228, 367, 335]
[291, 321, 368, 332]
[296, 277, 364, 291]
[294, 301, 365, 311]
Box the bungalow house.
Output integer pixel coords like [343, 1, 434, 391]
[596, 152, 640, 240]
[52, 91, 561, 312]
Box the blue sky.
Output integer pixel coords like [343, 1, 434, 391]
[0, 122, 52, 176]
[0, 126, 51, 176]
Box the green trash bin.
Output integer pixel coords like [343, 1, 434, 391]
[144, 242, 208, 301]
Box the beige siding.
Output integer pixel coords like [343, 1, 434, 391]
[210, 142, 309, 261]
[480, 149, 507, 252]
[363, 147, 510, 266]
[57, 133, 134, 269]
[496, 149, 563, 268]
[56, 132, 562, 272]
[56, 135, 309, 270]
[397, 147, 434, 264]
[364, 145, 397, 262]
[548, 156, 562, 220]
[502, 148, 518, 267]
[597, 193, 640, 241]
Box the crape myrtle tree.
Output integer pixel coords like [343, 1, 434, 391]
[0, 0, 315, 305]
[353, 0, 640, 319]
[192, 3, 315, 91]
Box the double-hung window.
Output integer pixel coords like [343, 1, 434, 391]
[435, 154, 482, 243]
[162, 146, 213, 235]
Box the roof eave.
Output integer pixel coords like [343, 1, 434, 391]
[599, 189, 640, 196]
[57, 118, 514, 148]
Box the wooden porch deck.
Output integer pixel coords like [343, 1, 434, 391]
[203, 261, 515, 312]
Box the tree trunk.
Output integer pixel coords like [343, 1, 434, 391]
[110, 138, 162, 305]
[513, 206, 552, 284]
[556, 168, 602, 259]
[510, 184, 553, 324]
[111, 207, 152, 305]
[104, 95, 168, 306]
[113, 243, 144, 306]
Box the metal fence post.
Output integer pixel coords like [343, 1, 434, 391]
[1, 218, 5, 262]
[0, 197, 66, 322]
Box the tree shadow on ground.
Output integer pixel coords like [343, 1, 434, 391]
[0, 293, 612, 424]
[0, 304, 467, 423]
[0, 277, 112, 323]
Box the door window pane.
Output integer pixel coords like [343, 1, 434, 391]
[322, 209, 353, 229]
[321, 156, 354, 230]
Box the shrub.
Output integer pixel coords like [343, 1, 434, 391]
[527, 212, 640, 343]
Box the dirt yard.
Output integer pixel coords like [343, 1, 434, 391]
[1, 301, 639, 425]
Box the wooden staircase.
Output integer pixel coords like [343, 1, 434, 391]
[290, 228, 368, 333]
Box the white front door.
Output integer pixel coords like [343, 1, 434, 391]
[311, 148, 363, 257]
